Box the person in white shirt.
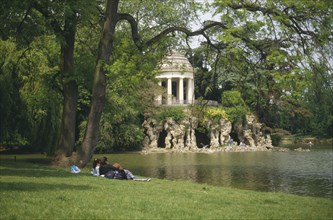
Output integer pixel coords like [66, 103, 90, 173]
[91, 158, 102, 176]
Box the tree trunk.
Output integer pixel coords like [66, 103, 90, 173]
[77, 0, 120, 167]
[53, 15, 78, 166]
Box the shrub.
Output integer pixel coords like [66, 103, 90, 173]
[221, 90, 247, 108]
[221, 91, 249, 124]
[270, 133, 282, 146]
[157, 107, 186, 123]
[204, 107, 228, 123]
[271, 128, 291, 146]
[225, 106, 248, 125]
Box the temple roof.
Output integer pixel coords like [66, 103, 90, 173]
[157, 51, 194, 77]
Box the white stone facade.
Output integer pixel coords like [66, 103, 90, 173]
[156, 51, 195, 105]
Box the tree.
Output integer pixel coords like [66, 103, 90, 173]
[1, 0, 98, 159]
[76, 0, 233, 167]
[189, 0, 332, 133]
[30, 0, 98, 164]
[0, 2, 62, 152]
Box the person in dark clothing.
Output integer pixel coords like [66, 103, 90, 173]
[111, 162, 127, 179]
[99, 157, 117, 175]
[111, 162, 151, 181]
[101, 156, 108, 164]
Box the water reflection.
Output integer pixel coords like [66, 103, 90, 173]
[104, 147, 333, 198]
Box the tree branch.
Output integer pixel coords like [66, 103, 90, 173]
[117, 13, 141, 48]
[144, 21, 228, 48]
[32, 1, 63, 35]
[118, 11, 229, 52]
[16, 3, 33, 35]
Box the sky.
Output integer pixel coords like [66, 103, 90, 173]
[188, 0, 219, 48]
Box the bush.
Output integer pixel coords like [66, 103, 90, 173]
[270, 134, 282, 146]
[225, 107, 248, 125]
[221, 91, 249, 124]
[271, 128, 291, 146]
[221, 90, 247, 108]
[204, 107, 228, 123]
[157, 107, 186, 123]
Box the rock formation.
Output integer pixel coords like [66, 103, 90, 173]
[142, 111, 273, 153]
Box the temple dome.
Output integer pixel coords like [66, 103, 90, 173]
[157, 51, 194, 79]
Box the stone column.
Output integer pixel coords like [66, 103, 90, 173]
[157, 80, 162, 105]
[167, 78, 172, 105]
[187, 78, 193, 104]
[179, 78, 184, 104]
[191, 78, 195, 103]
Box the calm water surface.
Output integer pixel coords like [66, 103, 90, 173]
[103, 146, 333, 198]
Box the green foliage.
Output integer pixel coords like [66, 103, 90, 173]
[0, 37, 62, 153]
[157, 107, 186, 123]
[18, 36, 62, 154]
[92, 36, 163, 152]
[221, 91, 249, 124]
[303, 61, 333, 135]
[74, 24, 99, 124]
[0, 0, 99, 154]
[96, 117, 145, 153]
[222, 90, 247, 108]
[225, 107, 249, 125]
[119, 0, 205, 46]
[206, 0, 333, 136]
[203, 107, 228, 123]
[270, 128, 291, 146]
[0, 40, 29, 146]
[191, 48, 223, 101]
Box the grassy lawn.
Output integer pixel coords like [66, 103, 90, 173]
[0, 155, 332, 220]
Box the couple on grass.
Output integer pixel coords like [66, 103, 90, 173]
[91, 156, 151, 182]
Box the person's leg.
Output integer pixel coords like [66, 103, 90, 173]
[133, 178, 151, 182]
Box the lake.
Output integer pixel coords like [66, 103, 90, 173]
[102, 145, 333, 199]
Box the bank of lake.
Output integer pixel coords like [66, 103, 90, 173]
[0, 155, 332, 220]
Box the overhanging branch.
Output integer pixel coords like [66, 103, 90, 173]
[117, 11, 229, 51]
[145, 21, 228, 48]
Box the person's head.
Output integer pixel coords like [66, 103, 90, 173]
[93, 158, 101, 169]
[100, 156, 108, 165]
[112, 162, 124, 171]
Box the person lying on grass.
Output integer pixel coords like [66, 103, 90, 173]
[91, 157, 150, 181]
[91, 158, 102, 176]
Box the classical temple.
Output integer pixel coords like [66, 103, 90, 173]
[142, 51, 273, 153]
[155, 51, 195, 105]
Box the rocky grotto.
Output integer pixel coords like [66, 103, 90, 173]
[142, 112, 273, 153]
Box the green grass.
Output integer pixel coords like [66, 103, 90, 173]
[1, 155, 332, 220]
